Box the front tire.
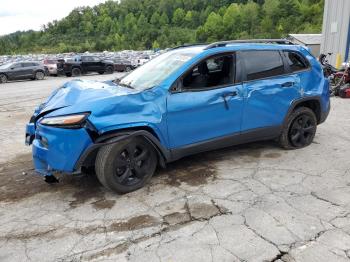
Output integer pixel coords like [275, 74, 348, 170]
[95, 137, 157, 194]
[279, 107, 317, 149]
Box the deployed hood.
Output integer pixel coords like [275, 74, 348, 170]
[40, 79, 137, 113]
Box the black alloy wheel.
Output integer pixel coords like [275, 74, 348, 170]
[288, 114, 316, 147]
[95, 137, 157, 193]
[114, 141, 154, 186]
[279, 107, 317, 149]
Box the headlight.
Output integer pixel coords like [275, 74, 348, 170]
[40, 113, 90, 128]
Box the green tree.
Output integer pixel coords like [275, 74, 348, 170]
[172, 8, 186, 26]
[203, 12, 224, 42]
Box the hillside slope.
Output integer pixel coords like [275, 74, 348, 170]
[0, 0, 324, 54]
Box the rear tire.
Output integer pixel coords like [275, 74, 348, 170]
[0, 74, 7, 84]
[35, 71, 45, 80]
[105, 65, 114, 74]
[279, 107, 317, 149]
[95, 137, 157, 194]
[72, 68, 81, 77]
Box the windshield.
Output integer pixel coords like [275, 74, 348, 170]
[119, 49, 199, 90]
[0, 63, 12, 70]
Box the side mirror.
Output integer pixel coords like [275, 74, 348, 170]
[170, 80, 182, 93]
[10, 67, 14, 70]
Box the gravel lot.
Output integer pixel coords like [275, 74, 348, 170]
[0, 75, 350, 262]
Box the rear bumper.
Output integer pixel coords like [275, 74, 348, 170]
[48, 68, 58, 75]
[26, 123, 93, 176]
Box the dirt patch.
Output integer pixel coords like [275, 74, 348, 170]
[69, 181, 105, 209]
[163, 212, 191, 225]
[109, 215, 161, 232]
[188, 203, 220, 220]
[159, 154, 217, 187]
[86, 242, 130, 261]
[91, 199, 116, 210]
[0, 153, 106, 205]
[264, 152, 281, 158]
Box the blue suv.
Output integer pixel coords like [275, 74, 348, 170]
[25, 39, 330, 193]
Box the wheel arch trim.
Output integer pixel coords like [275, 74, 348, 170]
[74, 130, 170, 171]
[284, 96, 323, 126]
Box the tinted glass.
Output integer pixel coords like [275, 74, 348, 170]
[284, 51, 308, 72]
[12, 63, 22, 68]
[81, 56, 90, 62]
[242, 51, 285, 81]
[22, 63, 33, 67]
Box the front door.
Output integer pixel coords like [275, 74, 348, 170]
[166, 53, 244, 149]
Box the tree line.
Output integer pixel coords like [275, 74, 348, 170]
[0, 0, 324, 55]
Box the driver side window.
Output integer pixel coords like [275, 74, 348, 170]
[182, 54, 234, 90]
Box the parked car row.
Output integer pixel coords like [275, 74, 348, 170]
[0, 50, 162, 83]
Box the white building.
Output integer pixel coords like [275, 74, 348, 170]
[288, 34, 322, 57]
[321, 0, 350, 66]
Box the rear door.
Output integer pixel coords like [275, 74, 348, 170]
[22, 63, 36, 78]
[238, 50, 301, 131]
[81, 56, 94, 72]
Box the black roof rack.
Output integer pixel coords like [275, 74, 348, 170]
[204, 39, 294, 50]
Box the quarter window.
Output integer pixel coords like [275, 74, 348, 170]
[284, 51, 308, 72]
[242, 51, 285, 81]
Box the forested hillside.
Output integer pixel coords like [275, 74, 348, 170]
[0, 0, 324, 55]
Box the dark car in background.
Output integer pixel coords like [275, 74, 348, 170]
[0, 62, 47, 84]
[57, 55, 114, 77]
[113, 59, 136, 72]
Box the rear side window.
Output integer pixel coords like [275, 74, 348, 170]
[241, 51, 285, 81]
[22, 63, 32, 67]
[283, 51, 309, 72]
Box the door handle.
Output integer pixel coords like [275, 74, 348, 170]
[222, 91, 237, 110]
[281, 82, 295, 87]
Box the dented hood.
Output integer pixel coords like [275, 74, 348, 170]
[41, 79, 136, 113]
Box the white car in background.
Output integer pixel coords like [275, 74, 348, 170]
[137, 55, 150, 66]
[43, 59, 58, 76]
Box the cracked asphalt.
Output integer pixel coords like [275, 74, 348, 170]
[1, 75, 350, 262]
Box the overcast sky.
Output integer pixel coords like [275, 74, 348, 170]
[0, 0, 107, 36]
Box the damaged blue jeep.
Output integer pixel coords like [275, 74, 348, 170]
[26, 39, 330, 193]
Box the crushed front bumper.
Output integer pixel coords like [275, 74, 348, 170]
[26, 122, 93, 176]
